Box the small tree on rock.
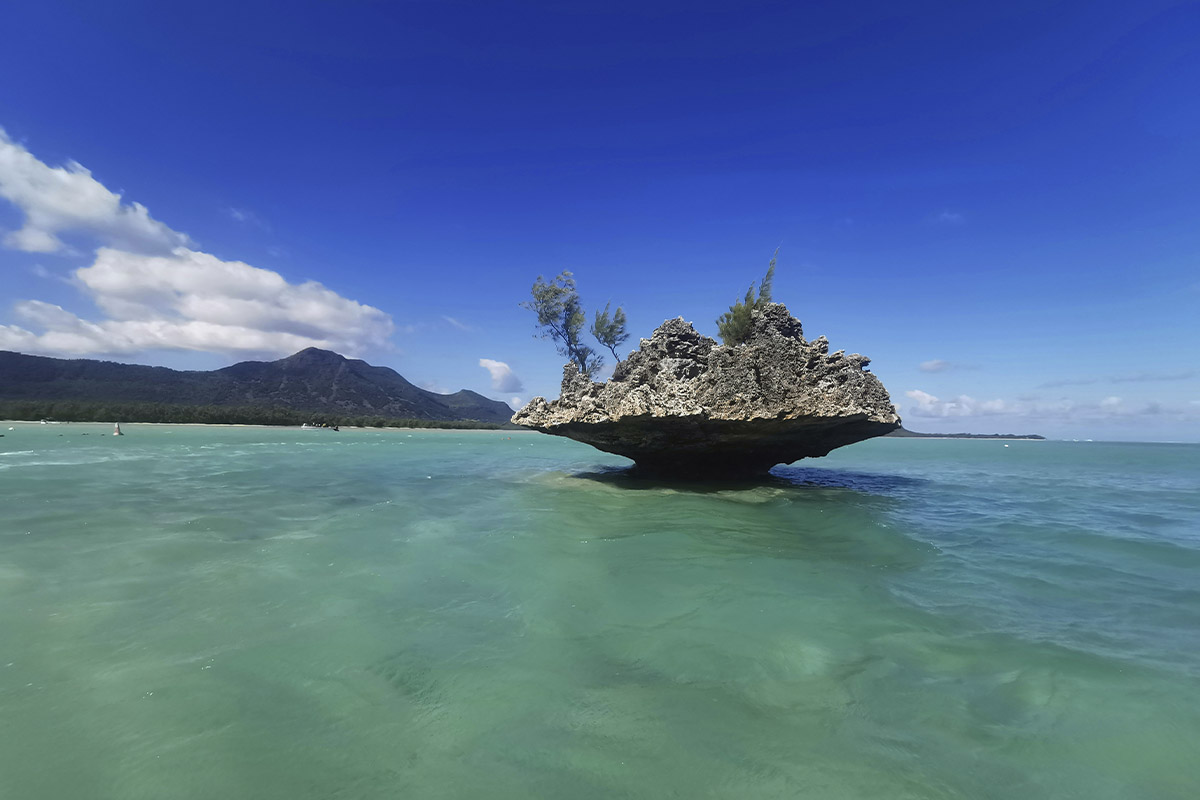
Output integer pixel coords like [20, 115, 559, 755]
[590, 302, 629, 363]
[521, 271, 604, 378]
[716, 249, 778, 346]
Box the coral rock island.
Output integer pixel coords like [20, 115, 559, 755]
[512, 303, 901, 477]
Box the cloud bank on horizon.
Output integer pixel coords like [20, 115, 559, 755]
[901, 388, 1190, 428]
[0, 128, 393, 358]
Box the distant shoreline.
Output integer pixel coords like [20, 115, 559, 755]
[881, 435, 1045, 441]
[886, 427, 1045, 440]
[0, 419, 531, 433]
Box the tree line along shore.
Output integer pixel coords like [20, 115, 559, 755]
[0, 400, 511, 430]
[885, 427, 1045, 440]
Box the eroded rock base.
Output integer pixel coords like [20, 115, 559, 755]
[550, 416, 899, 477]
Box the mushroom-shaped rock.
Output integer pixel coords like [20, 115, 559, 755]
[512, 303, 901, 477]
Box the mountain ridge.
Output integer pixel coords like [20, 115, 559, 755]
[0, 348, 512, 423]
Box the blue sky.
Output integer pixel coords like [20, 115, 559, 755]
[1, 0, 1197, 440]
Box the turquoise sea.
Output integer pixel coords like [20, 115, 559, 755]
[1, 423, 1198, 799]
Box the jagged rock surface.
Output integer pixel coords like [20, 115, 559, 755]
[512, 303, 901, 476]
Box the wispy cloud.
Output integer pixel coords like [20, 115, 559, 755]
[932, 210, 965, 225]
[918, 359, 976, 373]
[442, 315, 474, 332]
[479, 358, 523, 393]
[1111, 370, 1196, 384]
[1037, 377, 1100, 389]
[225, 206, 270, 231]
[26, 263, 72, 285]
[1039, 370, 1196, 389]
[0, 129, 394, 358]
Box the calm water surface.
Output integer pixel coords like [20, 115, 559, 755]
[1, 423, 1198, 799]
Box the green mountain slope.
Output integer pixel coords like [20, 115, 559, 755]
[0, 348, 513, 423]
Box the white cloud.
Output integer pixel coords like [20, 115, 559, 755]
[479, 358, 523, 393]
[0, 129, 395, 359]
[0, 128, 188, 254]
[905, 389, 1008, 417]
[934, 210, 965, 225]
[0, 247, 394, 357]
[509, 395, 524, 408]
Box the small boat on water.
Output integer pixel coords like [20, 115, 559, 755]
[113, 422, 124, 436]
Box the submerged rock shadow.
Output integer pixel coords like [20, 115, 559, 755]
[565, 464, 938, 571]
[572, 463, 927, 497]
[773, 465, 928, 496]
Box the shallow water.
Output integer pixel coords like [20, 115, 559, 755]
[1, 423, 1198, 798]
